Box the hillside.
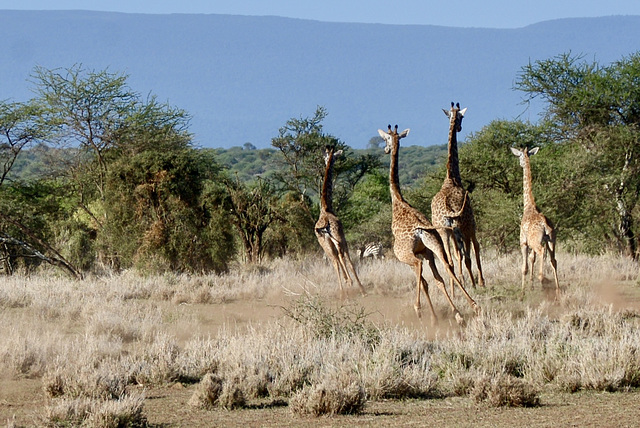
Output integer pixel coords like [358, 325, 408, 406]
[1, 11, 640, 148]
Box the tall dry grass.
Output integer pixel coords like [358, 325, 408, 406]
[0, 251, 639, 423]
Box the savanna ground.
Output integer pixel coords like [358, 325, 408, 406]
[1, 251, 640, 427]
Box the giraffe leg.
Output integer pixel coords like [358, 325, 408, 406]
[325, 241, 347, 297]
[471, 234, 485, 287]
[419, 276, 437, 324]
[425, 254, 464, 324]
[342, 249, 367, 296]
[437, 229, 456, 297]
[429, 240, 480, 316]
[547, 241, 560, 300]
[461, 235, 477, 288]
[413, 261, 425, 318]
[528, 250, 537, 289]
[537, 247, 545, 285]
[520, 244, 529, 294]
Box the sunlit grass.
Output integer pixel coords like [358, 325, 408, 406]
[0, 251, 639, 423]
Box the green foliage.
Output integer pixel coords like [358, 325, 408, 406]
[225, 176, 280, 264]
[104, 146, 233, 273]
[282, 295, 380, 346]
[516, 52, 640, 256]
[341, 171, 392, 247]
[271, 107, 380, 218]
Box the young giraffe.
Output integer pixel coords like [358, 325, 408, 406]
[378, 125, 480, 324]
[510, 146, 560, 299]
[315, 146, 366, 297]
[431, 103, 485, 292]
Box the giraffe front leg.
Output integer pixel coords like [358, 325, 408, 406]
[537, 248, 545, 285]
[548, 243, 560, 301]
[528, 250, 537, 290]
[413, 262, 425, 319]
[342, 250, 367, 296]
[472, 235, 485, 287]
[520, 245, 529, 294]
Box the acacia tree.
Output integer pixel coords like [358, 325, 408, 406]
[26, 65, 234, 273]
[0, 99, 82, 277]
[225, 176, 280, 264]
[271, 106, 380, 222]
[515, 52, 640, 258]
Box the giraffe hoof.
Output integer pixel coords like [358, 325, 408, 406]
[414, 305, 422, 319]
[454, 312, 464, 325]
[473, 304, 482, 316]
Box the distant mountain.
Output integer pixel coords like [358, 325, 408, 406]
[1, 11, 640, 149]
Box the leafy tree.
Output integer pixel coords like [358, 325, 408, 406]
[516, 52, 640, 257]
[104, 145, 232, 273]
[271, 106, 380, 223]
[24, 65, 235, 273]
[225, 176, 280, 264]
[0, 99, 81, 277]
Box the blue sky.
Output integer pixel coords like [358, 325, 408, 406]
[1, 0, 640, 28]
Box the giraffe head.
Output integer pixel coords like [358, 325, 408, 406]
[323, 146, 343, 166]
[442, 102, 467, 132]
[510, 146, 539, 168]
[378, 124, 410, 155]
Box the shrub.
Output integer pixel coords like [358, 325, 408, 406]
[41, 394, 147, 427]
[289, 369, 366, 416]
[188, 373, 224, 410]
[282, 295, 380, 346]
[188, 373, 246, 410]
[471, 375, 540, 407]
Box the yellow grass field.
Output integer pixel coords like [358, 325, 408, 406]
[1, 252, 639, 427]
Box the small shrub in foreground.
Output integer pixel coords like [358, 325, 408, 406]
[471, 375, 540, 407]
[188, 373, 246, 410]
[42, 394, 147, 427]
[289, 374, 366, 416]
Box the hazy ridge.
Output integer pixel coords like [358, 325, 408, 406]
[1, 11, 639, 148]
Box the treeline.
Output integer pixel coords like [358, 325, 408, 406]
[2, 52, 640, 277]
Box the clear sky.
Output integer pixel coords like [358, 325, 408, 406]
[1, 0, 640, 28]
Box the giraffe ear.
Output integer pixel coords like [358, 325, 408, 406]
[377, 129, 388, 139]
[459, 107, 467, 116]
[334, 149, 343, 157]
[398, 129, 410, 139]
[442, 109, 450, 117]
[528, 147, 540, 156]
[510, 147, 523, 157]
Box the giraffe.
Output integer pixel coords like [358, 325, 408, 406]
[510, 146, 560, 299]
[378, 125, 480, 324]
[431, 102, 485, 293]
[315, 146, 366, 297]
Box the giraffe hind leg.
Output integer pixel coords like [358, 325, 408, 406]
[340, 247, 367, 296]
[425, 254, 464, 324]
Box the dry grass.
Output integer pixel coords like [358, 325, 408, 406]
[1, 251, 639, 424]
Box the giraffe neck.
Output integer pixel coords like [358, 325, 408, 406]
[446, 118, 462, 185]
[321, 153, 334, 213]
[389, 141, 405, 204]
[521, 155, 537, 210]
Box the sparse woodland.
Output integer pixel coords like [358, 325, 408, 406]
[1, 53, 640, 426]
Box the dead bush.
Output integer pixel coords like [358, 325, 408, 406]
[41, 394, 147, 427]
[471, 375, 540, 407]
[188, 373, 245, 410]
[289, 372, 366, 416]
